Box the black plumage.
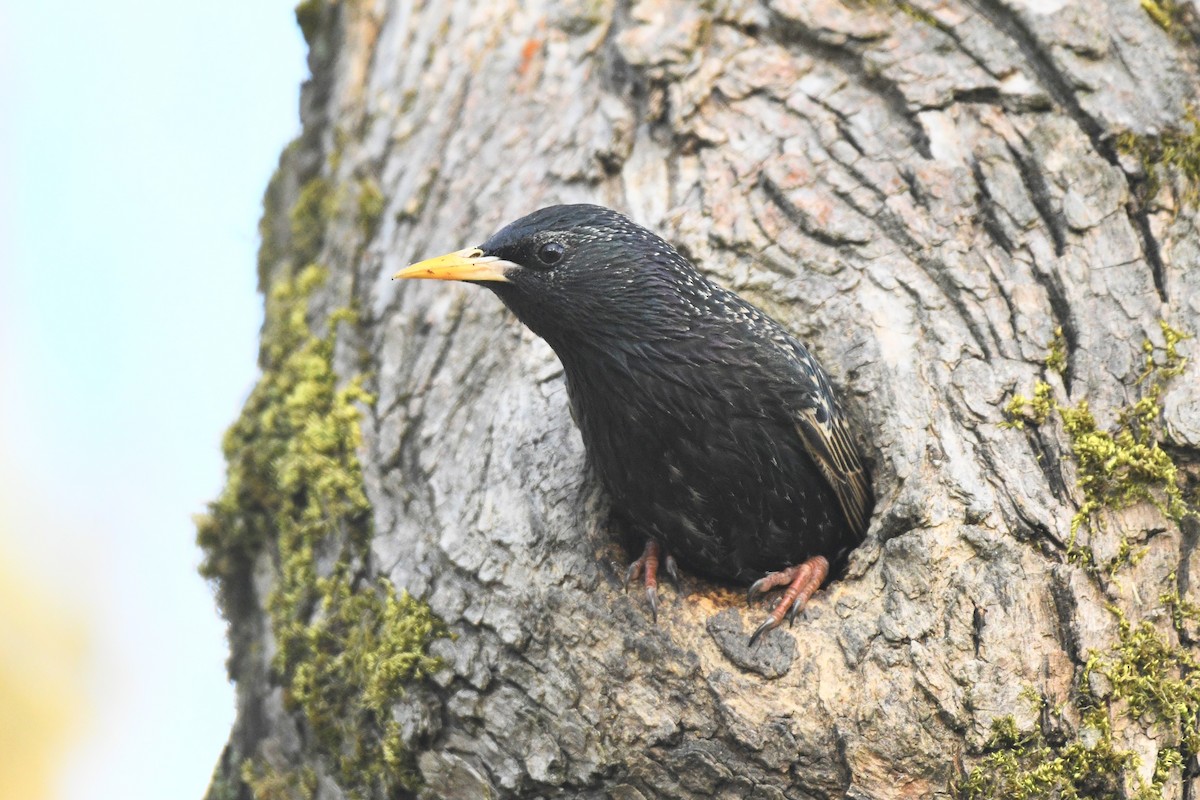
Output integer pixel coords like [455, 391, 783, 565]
[393, 204, 873, 641]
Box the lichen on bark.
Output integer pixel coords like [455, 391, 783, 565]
[1005, 322, 1192, 567]
[199, 168, 446, 797]
[967, 324, 1197, 798]
[1118, 108, 1200, 208]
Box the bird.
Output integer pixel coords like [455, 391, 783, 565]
[392, 204, 873, 644]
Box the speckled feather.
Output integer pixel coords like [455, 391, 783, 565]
[475, 205, 872, 584]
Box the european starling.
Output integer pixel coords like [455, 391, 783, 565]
[393, 204, 873, 643]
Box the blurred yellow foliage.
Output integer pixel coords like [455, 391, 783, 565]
[0, 538, 91, 800]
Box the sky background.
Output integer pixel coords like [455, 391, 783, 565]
[0, 3, 308, 798]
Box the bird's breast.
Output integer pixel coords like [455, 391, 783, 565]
[557, 354, 846, 582]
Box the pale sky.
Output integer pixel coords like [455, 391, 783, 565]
[0, 2, 307, 798]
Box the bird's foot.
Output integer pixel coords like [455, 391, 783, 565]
[746, 555, 830, 646]
[624, 539, 678, 623]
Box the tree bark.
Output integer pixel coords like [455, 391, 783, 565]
[209, 1, 1200, 798]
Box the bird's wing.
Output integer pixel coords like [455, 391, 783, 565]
[777, 338, 873, 541]
[795, 403, 873, 541]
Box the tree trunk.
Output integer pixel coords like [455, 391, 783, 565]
[203, 1, 1200, 798]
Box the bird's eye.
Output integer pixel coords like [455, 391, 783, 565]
[536, 241, 565, 266]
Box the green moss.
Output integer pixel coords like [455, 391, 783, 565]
[294, 0, 325, 45]
[241, 762, 318, 800]
[1140, 0, 1187, 35]
[892, 0, 939, 27]
[1002, 323, 1192, 570]
[1143, 319, 1189, 380]
[356, 178, 385, 237]
[1087, 610, 1200, 754]
[957, 707, 1131, 800]
[1062, 323, 1191, 546]
[1150, 747, 1184, 793]
[1058, 390, 1186, 561]
[970, 323, 1197, 797]
[282, 580, 445, 794]
[329, 127, 351, 174]
[204, 771, 242, 800]
[289, 177, 335, 269]
[960, 622, 1199, 800]
[1117, 108, 1200, 207]
[1161, 574, 1200, 639]
[199, 263, 446, 797]
[1045, 327, 1067, 375]
[1002, 332, 1067, 429]
[1003, 381, 1055, 429]
[857, 0, 939, 26]
[196, 266, 329, 608]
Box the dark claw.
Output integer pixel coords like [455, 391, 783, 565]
[624, 560, 642, 589]
[748, 614, 778, 646]
[746, 577, 768, 606]
[665, 555, 680, 585]
[625, 541, 670, 622]
[786, 598, 802, 626]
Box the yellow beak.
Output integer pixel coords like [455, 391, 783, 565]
[391, 247, 512, 283]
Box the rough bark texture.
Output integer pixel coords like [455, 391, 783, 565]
[208, 1, 1200, 798]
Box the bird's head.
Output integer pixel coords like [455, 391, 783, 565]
[393, 204, 704, 346]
